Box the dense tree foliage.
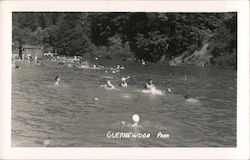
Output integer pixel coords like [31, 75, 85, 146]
[12, 12, 237, 69]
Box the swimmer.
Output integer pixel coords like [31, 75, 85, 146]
[184, 75, 187, 80]
[27, 55, 32, 64]
[141, 59, 146, 65]
[51, 56, 57, 61]
[132, 114, 140, 126]
[184, 95, 190, 99]
[120, 65, 125, 70]
[54, 76, 61, 86]
[121, 121, 126, 125]
[120, 76, 130, 88]
[144, 79, 156, 90]
[35, 60, 44, 66]
[167, 88, 172, 93]
[116, 65, 121, 70]
[184, 95, 199, 103]
[120, 78, 127, 88]
[142, 79, 166, 95]
[106, 80, 115, 89]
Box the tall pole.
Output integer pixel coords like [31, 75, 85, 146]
[18, 42, 22, 60]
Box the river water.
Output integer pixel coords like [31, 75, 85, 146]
[12, 59, 236, 147]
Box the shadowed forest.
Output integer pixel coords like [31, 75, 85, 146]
[12, 12, 237, 69]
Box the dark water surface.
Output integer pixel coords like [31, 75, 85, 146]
[12, 59, 236, 147]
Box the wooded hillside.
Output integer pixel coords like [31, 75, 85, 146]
[12, 12, 237, 69]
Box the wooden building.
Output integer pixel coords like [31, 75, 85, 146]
[12, 44, 43, 59]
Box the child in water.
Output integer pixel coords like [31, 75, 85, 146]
[54, 76, 61, 86]
[106, 80, 115, 89]
[120, 76, 130, 88]
[144, 79, 156, 90]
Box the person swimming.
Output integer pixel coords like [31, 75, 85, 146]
[35, 60, 45, 66]
[27, 55, 32, 64]
[184, 95, 190, 99]
[142, 79, 166, 95]
[120, 76, 130, 88]
[132, 114, 140, 126]
[100, 80, 119, 90]
[144, 79, 156, 90]
[106, 80, 115, 89]
[141, 59, 146, 65]
[184, 75, 187, 80]
[184, 95, 199, 103]
[167, 88, 172, 93]
[51, 56, 57, 62]
[116, 65, 121, 70]
[54, 76, 61, 86]
[120, 65, 125, 70]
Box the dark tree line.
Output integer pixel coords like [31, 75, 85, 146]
[12, 12, 237, 69]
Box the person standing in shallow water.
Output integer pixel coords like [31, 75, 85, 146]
[54, 76, 61, 86]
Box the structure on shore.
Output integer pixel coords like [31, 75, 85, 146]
[12, 44, 43, 59]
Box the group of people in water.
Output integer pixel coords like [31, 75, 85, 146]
[48, 55, 165, 95]
[103, 76, 130, 89]
[13, 54, 195, 101]
[54, 70, 167, 97]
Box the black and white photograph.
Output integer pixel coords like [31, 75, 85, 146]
[11, 12, 237, 147]
[0, 0, 249, 159]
